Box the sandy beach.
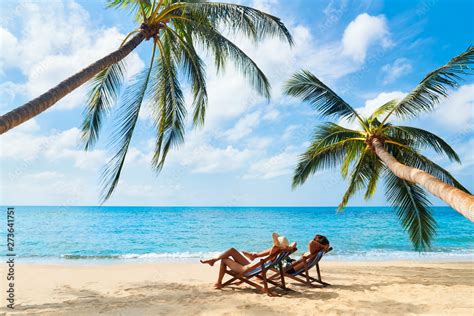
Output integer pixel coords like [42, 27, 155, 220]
[0, 260, 472, 315]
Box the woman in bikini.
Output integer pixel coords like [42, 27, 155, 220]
[234, 234, 330, 275]
[200, 233, 294, 289]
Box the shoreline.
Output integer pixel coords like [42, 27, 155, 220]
[12, 251, 474, 265]
[1, 261, 472, 315]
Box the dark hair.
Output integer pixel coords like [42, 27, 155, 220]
[314, 234, 329, 246]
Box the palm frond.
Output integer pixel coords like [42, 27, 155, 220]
[106, 0, 152, 21]
[293, 137, 365, 188]
[340, 141, 365, 178]
[81, 61, 126, 150]
[189, 20, 271, 98]
[313, 122, 365, 146]
[182, 2, 293, 44]
[364, 155, 384, 200]
[384, 170, 437, 251]
[100, 44, 156, 202]
[163, 25, 208, 126]
[381, 46, 474, 123]
[338, 148, 378, 210]
[369, 99, 398, 122]
[386, 125, 461, 162]
[284, 70, 364, 122]
[150, 37, 186, 172]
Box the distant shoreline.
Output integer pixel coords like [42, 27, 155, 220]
[14, 252, 474, 265]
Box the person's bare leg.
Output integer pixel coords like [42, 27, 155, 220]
[214, 261, 226, 289]
[201, 247, 250, 266]
[214, 258, 246, 289]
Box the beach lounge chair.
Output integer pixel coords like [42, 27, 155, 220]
[269, 247, 332, 288]
[220, 248, 295, 296]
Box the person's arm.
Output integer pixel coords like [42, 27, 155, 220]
[245, 241, 297, 260]
[243, 246, 278, 261]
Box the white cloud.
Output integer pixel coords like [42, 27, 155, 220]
[0, 27, 18, 75]
[180, 144, 254, 173]
[165, 128, 256, 174]
[339, 91, 407, 129]
[282, 124, 300, 140]
[114, 181, 182, 199]
[0, 81, 23, 110]
[339, 85, 473, 132]
[1, 0, 144, 112]
[246, 137, 273, 150]
[27, 171, 64, 181]
[163, 12, 397, 175]
[203, 13, 394, 130]
[0, 125, 49, 160]
[15, 118, 40, 133]
[201, 65, 264, 127]
[382, 58, 412, 84]
[360, 91, 407, 117]
[224, 111, 261, 142]
[429, 84, 474, 131]
[342, 13, 392, 63]
[447, 138, 474, 174]
[2, 173, 92, 205]
[194, 12, 395, 149]
[0, 125, 107, 170]
[263, 109, 280, 121]
[250, 0, 279, 12]
[244, 148, 298, 179]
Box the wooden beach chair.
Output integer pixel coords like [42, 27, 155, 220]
[220, 248, 295, 296]
[269, 247, 332, 288]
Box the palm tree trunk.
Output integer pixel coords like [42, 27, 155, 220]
[0, 33, 145, 134]
[371, 138, 474, 221]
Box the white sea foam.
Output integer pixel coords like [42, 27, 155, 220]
[52, 250, 474, 262]
[119, 251, 221, 260]
[325, 250, 474, 262]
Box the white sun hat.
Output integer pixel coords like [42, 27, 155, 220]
[272, 232, 289, 248]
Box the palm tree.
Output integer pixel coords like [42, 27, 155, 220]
[285, 46, 474, 250]
[0, 0, 293, 200]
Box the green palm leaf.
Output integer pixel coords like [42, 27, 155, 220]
[314, 122, 365, 147]
[338, 148, 378, 210]
[341, 141, 365, 178]
[100, 45, 156, 202]
[163, 25, 208, 126]
[183, 2, 293, 44]
[284, 70, 364, 122]
[369, 99, 398, 122]
[107, 0, 151, 21]
[386, 125, 460, 162]
[81, 61, 126, 150]
[364, 155, 383, 200]
[151, 38, 186, 172]
[189, 20, 271, 98]
[293, 138, 365, 188]
[293, 122, 365, 187]
[381, 46, 474, 124]
[384, 170, 437, 251]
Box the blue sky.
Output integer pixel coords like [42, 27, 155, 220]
[0, 0, 473, 206]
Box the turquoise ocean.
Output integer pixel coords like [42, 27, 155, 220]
[1, 206, 473, 262]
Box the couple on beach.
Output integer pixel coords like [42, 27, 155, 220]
[201, 233, 330, 289]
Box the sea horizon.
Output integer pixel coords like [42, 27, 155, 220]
[2, 205, 472, 263]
